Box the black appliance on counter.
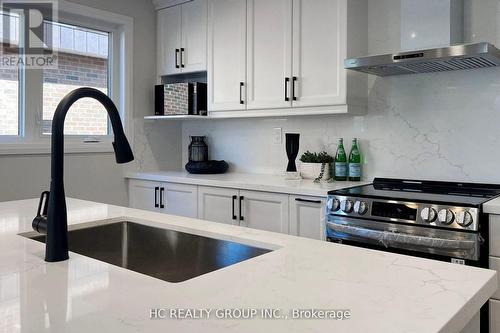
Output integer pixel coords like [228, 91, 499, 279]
[155, 82, 207, 116]
[326, 178, 500, 333]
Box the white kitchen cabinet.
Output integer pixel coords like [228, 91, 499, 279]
[157, 0, 207, 76]
[489, 256, 500, 300]
[291, 0, 366, 109]
[129, 179, 161, 212]
[289, 195, 325, 240]
[128, 179, 197, 218]
[198, 186, 289, 233]
[198, 186, 240, 225]
[291, 0, 345, 107]
[492, 299, 500, 333]
[245, 0, 292, 110]
[207, 0, 247, 111]
[489, 215, 500, 332]
[206, 0, 367, 116]
[163, 183, 198, 218]
[490, 215, 500, 257]
[157, 5, 181, 76]
[181, 0, 207, 73]
[239, 190, 289, 233]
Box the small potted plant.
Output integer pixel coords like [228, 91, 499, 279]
[299, 151, 334, 182]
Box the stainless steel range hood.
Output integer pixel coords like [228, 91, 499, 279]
[344, 42, 500, 76]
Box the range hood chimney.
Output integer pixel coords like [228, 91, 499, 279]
[345, 0, 500, 76]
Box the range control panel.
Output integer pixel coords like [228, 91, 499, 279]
[327, 195, 479, 231]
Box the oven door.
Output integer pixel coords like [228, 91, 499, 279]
[326, 215, 481, 261]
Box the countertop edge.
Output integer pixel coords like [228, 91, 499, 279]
[123, 171, 369, 197]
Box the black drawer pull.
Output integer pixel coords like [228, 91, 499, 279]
[160, 187, 165, 209]
[295, 198, 322, 204]
[175, 49, 180, 69]
[239, 82, 244, 104]
[239, 196, 244, 221]
[284, 77, 290, 101]
[232, 195, 237, 220]
[154, 187, 159, 208]
[292, 76, 297, 101]
[180, 48, 185, 68]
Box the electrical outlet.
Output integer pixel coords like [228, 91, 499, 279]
[273, 128, 282, 145]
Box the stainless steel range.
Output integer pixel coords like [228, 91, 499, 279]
[326, 178, 500, 333]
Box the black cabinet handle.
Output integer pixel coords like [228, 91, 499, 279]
[239, 196, 244, 221]
[284, 77, 290, 101]
[239, 82, 244, 104]
[292, 76, 297, 101]
[160, 187, 165, 209]
[180, 48, 185, 68]
[295, 198, 322, 204]
[175, 49, 180, 69]
[154, 187, 159, 208]
[232, 195, 237, 220]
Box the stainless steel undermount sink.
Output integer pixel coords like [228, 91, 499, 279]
[23, 221, 273, 283]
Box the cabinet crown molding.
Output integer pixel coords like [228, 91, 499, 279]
[153, 0, 191, 10]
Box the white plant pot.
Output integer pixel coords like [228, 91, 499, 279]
[300, 163, 330, 180]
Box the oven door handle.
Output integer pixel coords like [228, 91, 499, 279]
[326, 223, 478, 250]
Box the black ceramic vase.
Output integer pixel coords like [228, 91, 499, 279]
[285, 133, 300, 172]
[188, 136, 208, 162]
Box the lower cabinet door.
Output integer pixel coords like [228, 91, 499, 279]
[128, 179, 160, 212]
[239, 190, 289, 233]
[198, 186, 240, 225]
[161, 183, 198, 218]
[492, 299, 500, 333]
[490, 257, 500, 300]
[289, 195, 325, 240]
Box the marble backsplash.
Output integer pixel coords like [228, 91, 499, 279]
[180, 0, 500, 183]
[182, 66, 500, 183]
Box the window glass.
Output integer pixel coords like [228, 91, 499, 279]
[0, 12, 20, 136]
[42, 21, 110, 136]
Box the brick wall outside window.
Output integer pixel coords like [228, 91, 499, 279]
[43, 51, 109, 135]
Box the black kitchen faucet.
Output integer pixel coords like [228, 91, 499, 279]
[32, 87, 134, 262]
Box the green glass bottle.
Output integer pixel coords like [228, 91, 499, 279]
[348, 138, 361, 181]
[334, 138, 347, 181]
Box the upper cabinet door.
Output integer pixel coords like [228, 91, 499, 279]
[292, 0, 347, 107]
[181, 0, 207, 73]
[157, 6, 182, 76]
[208, 0, 247, 111]
[246, 0, 292, 110]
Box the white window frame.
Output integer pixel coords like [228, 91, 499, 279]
[0, 0, 134, 155]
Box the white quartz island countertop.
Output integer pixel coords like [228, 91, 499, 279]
[124, 170, 369, 196]
[0, 198, 497, 333]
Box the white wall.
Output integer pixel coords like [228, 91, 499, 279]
[0, 0, 182, 205]
[182, 0, 500, 183]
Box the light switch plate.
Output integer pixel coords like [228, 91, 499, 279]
[273, 128, 282, 145]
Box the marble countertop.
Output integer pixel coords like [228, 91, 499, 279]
[124, 170, 369, 197]
[0, 198, 496, 333]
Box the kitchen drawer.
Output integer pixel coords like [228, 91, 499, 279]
[490, 215, 500, 257]
[491, 299, 500, 333]
[490, 256, 500, 300]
